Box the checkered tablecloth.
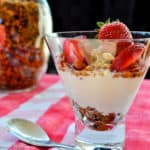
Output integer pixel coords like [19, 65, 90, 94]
[0, 74, 150, 150]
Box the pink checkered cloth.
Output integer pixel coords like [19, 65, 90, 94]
[0, 74, 150, 150]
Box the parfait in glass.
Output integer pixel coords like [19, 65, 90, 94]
[45, 21, 150, 150]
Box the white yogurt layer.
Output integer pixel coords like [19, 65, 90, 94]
[59, 70, 144, 114]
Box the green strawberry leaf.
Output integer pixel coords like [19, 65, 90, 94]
[105, 18, 110, 24]
[97, 18, 111, 28]
[96, 21, 104, 28]
[115, 18, 120, 22]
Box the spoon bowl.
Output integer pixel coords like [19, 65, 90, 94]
[7, 118, 74, 150]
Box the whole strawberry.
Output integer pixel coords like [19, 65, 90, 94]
[98, 21, 132, 39]
[97, 20, 132, 55]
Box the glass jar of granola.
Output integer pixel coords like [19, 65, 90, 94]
[0, 0, 52, 91]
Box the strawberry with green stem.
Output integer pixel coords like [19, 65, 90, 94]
[97, 19, 145, 71]
[97, 19, 133, 55]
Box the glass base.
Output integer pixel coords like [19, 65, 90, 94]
[75, 121, 125, 150]
[75, 141, 123, 150]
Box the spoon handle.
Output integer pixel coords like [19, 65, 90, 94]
[47, 142, 74, 150]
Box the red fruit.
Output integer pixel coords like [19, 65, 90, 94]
[63, 39, 87, 69]
[111, 43, 144, 71]
[0, 25, 6, 47]
[116, 40, 132, 55]
[98, 21, 132, 39]
[98, 21, 132, 55]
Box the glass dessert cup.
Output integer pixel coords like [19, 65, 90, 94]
[45, 31, 150, 150]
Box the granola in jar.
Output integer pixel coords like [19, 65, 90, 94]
[0, 0, 52, 91]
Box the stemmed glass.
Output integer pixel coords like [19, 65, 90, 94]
[45, 31, 150, 150]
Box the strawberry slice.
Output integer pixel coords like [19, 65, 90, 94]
[111, 43, 145, 71]
[0, 24, 6, 47]
[116, 39, 132, 55]
[63, 39, 87, 69]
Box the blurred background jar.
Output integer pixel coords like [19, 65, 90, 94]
[0, 0, 52, 91]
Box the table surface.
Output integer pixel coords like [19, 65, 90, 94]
[0, 74, 150, 150]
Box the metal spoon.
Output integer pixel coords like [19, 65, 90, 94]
[7, 118, 74, 150]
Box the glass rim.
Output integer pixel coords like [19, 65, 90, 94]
[45, 30, 150, 41]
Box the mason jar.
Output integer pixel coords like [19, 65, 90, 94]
[0, 0, 52, 91]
